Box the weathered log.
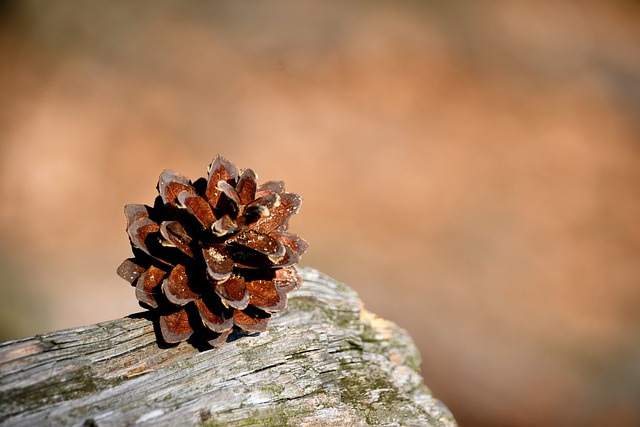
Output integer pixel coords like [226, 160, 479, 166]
[0, 267, 457, 426]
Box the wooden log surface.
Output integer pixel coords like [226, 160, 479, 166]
[0, 267, 457, 426]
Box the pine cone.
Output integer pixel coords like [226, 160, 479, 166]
[117, 155, 308, 346]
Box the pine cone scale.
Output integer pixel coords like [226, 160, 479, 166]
[202, 246, 234, 281]
[135, 265, 165, 308]
[271, 245, 300, 268]
[159, 221, 193, 256]
[117, 258, 146, 284]
[194, 297, 234, 333]
[214, 275, 250, 309]
[275, 232, 309, 257]
[177, 192, 216, 229]
[158, 170, 196, 208]
[233, 308, 270, 333]
[274, 266, 303, 292]
[228, 230, 286, 261]
[124, 204, 152, 227]
[236, 169, 258, 205]
[250, 192, 301, 234]
[246, 279, 287, 312]
[256, 180, 285, 197]
[159, 308, 193, 343]
[127, 218, 161, 255]
[205, 156, 239, 207]
[162, 264, 197, 306]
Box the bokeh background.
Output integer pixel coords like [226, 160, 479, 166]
[1, 1, 640, 426]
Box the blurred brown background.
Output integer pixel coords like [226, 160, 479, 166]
[1, 1, 640, 426]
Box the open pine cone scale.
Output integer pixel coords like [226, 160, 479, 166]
[117, 155, 308, 346]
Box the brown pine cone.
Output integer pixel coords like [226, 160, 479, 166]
[117, 155, 308, 346]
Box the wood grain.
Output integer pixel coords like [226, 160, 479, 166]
[0, 267, 457, 426]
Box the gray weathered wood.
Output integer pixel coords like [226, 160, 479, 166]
[0, 267, 457, 426]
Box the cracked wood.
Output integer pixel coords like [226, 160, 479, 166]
[0, 267, 457, 426]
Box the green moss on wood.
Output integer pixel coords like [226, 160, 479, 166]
[0, 365, 125, 422]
